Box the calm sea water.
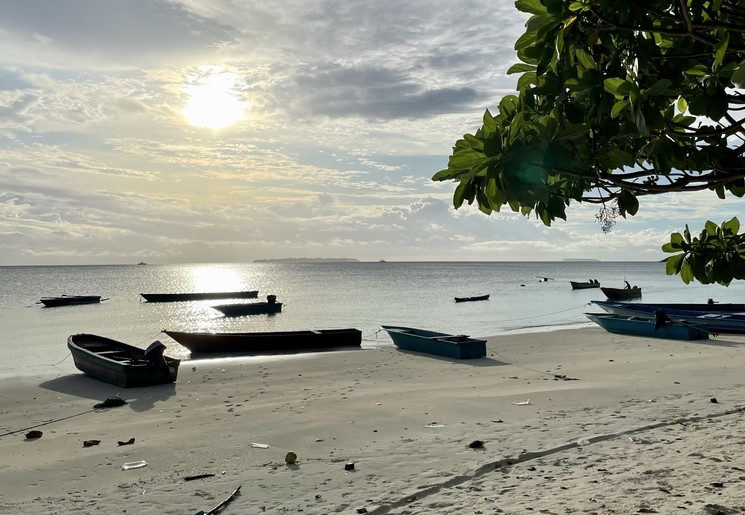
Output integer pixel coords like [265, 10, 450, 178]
[2, 261, 743, 379]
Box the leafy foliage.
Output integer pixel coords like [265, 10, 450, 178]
[433, 0, 745, 284]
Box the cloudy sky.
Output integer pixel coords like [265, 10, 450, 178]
[0, 0, 738, 265]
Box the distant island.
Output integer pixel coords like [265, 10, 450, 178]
[253, 258, 360, 263]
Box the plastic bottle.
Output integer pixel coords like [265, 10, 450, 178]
[121, 460, 148, 470]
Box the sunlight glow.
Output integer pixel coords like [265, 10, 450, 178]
[190, 265, 244, 292]
[182, 67, 247, 129]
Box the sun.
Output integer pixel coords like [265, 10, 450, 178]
[182, 66, 247, 129]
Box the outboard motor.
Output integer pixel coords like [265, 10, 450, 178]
[144, 340, 169, 369]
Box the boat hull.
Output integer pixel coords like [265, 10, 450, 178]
[39, 295, 104, 307]
[570, 281, 600, 290]
[381, 325, 486, 359]
[600, 286, 642, 300]
[140, 291, 259, 302]
[164, 328, 362, 354]
[67, 334, 180, 388]
[211, 302, 283, 317]
[454, 294, 490, 303]
[592, 301, 745, 334]
[586, 313, 709, 340]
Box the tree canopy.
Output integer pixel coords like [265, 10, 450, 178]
[432, 0, 745, 285]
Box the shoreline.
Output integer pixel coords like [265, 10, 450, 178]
[1, 327, 745, 514]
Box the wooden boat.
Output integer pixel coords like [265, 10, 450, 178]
[592, 300, 745, 334]
[140, 290, 259, 302]
[454, 294, 490, 303]
[67, 333, 180, 388]
[163, 328, 362, 354]
[212, 295, 282, 317]
[381, 325, 486, 359]
[585, 313, 709, 341]
[570, 280, 600, 290]
[38, 295, 107, 307]
[600, 286, 642, 300]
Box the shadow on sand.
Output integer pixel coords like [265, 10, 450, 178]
[392, 349, 508, 367]
[38, 374, 177, 412]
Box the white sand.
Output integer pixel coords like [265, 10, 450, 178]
[1, 327, 745, 514]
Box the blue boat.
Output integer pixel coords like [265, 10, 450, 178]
[592, 301, 745, 335]
[592, 300, 745, 313]
[585, 313, 709, 340]
[381, 325, 487, 359]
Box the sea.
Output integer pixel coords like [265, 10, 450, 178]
[3, 261, 744, 380]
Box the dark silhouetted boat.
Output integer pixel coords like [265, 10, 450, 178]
[381, 325, 486, 359]
[140, 290, 259, 302]
[212, 294, 282, 317]
[38, 295, 107, 307]
[600, 285, 641, 300]
[163, 328, 362, 354]
[454, 294, 490, 303]
[67, 333, 180, 388]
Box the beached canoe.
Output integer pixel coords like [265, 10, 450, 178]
[454, 294, 490, 303]
[163, 328, 362, 354]
[67, 333, 180, 388]
[381, 325, 486, 359]
[585, 312, 709, 341]
[38, 295, 107, 307]
[592, 300, 745, 335]
[592, 300, 745, 313]
[140, 290, 259, 302]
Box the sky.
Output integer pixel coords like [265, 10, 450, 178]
[0, 0, 740, 266]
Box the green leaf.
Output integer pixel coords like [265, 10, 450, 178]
[515, 0, 547, 15]
[568, 1, 585, 12]
[448, 149, 486, 170]
[603, 78, 627, 97]
[611, 100, 630, 118]
[677, 97, 688, 113]
[432, 168, 459, 181]
[680, 262, 694, 284]
[482, 109, 497, 135]
[685, 65, 709, 76]
[714, 31, 729, 69]
[574, 48, 595, 69]
[645, 79, 674, 96]
[507, 63, 537, 74]
[556, 123, 590, 141]
[664, 253, 684, 275]
[722, 217, 740, 234]
[453, 179, 472, 209]
[617, 190, 639, 216]
[732, 60, 745, 88]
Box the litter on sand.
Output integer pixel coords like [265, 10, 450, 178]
[512, 399, 531, 405]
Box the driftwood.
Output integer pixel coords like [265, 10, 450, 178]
[195, 485, 241, 515]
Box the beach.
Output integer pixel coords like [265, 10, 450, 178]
[1, 327, 745, 514]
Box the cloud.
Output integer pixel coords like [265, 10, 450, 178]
[0, 1, 722, 265]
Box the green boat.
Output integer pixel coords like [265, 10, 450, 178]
[381, 325, 487, 359]
[67, 333, 180, 388]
